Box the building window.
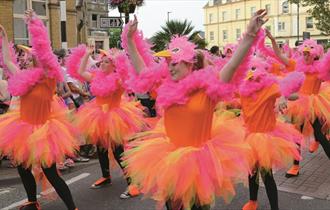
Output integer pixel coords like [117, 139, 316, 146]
[235, 9, 240, 20]
[223, 30, 228, 41]
[265, 4, 271, 14]
[282, 1, 289, 13]
[92, 14, 98, 28]
[278, 22, 285, 31]
[222, 11, 227, 21]
[209, 13, 213, 23]
[99, 0, 105, 3]
[91, 0, 97, 3]
[236, 28, 241, 40]
[210, 31, 214, 41]
[250, 7, 256, 17]
[306, 17, 313, 29]
[13, 0, 48, 45]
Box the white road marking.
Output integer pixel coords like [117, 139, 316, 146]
[1, 173, 90, 210]
[301, 195, 314, 200]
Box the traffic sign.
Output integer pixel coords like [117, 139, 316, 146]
[100, 17, 124, 28]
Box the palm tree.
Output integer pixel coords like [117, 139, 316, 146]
[151, 19, 207, 52]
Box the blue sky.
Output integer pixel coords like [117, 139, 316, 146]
[109, 0, 208, 38]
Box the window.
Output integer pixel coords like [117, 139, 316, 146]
[99, 0, 105, 3]
[265, 4, 271, 14]
[306, 17, 313, 29]
[13, 0, 48, 45]
[236, 28, 241, 40]
[210, 31, 214, 41]
[91, 0, 97, 3]
[250, 7, 256, 17]
[222, 11, 227, 21]
[92, 14, 98, 28]
[278, 22, 285, 31]
[209, 13, 213, 23]
[223, 30, 228, 40]
[282, 1, 289, 13]
[235, 9, 240, 20]
[32, 1, 46, 16]
[14, 0, 27, 14]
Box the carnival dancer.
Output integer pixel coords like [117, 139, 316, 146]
[66, 44, 145, 198]
[0, 10, 78, 210]
[122, 10, 268, 210]
[239, 55, 304, 210]
[274, 39, 330, 178]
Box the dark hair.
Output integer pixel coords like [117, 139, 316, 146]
[210, 45, 219, 55]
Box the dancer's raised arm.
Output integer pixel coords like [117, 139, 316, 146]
[0, 25, 18, 75]
[220, 9, 268, 82]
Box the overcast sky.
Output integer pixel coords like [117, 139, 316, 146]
[109, 0, 208, 38]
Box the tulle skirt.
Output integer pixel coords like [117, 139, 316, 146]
[243, 121, 302, 170]
[75, 99, 146, 148]
[124, 118, 251, 208]
[0, 99, 79, 168]
[286, 87, 330, 137]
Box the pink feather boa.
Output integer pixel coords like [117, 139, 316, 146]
[121, 21, 154, 67]
[156, 66, 234, 109]
[239, 72, 277, 97]
[279, 72, 305, 98]
[65, 44, 88, 82]
[26, 16, 62, 81]
[90, 71, 121, 97]
[8, 67, 44, 96]
[318, 50, 330, 81]
[126, 60, 169, 93]
[295, 57, 320, 74]
[240, 71, 304, 98]
[0, 37, 17, 77]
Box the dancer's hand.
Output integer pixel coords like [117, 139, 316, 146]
[246, 9, 268, 36]
[87, 44, 95, 55]
[265, 29, 275, 41]
[278, 97, 288, 114]
[0, 24, 6, 37]
[127, 15, 138, 39]
[24, 9, 35, 22]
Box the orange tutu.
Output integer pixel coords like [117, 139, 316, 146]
[0, 99, 79, 168]
[286, 88, 330, 137]
[75, 99, 146, 148]
[124, 118, 251, 208]
[244, 121, 302, 170]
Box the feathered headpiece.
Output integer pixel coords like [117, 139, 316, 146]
[298, 39, 324, 59]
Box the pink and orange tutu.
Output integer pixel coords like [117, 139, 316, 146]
[124, 118, 251, 208]
[75, 99, 146, 148]
[0, 98, 79, 168]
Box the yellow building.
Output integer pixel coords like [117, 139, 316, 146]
[204, 0, 330, 49]
[0, 0, 110, 50]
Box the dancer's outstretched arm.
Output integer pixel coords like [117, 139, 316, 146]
[220, 9, 268, 82]
[0, 25, 18, 75]
[266, 29, 290, 66]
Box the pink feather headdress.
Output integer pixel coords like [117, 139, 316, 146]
[298, 39, 324, 59]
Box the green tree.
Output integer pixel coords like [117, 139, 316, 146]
[151, 19, 207, 52]
[289, 0, 330, 35]
[108, 28, 122, 48]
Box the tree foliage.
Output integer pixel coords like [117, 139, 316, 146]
[151, 19, 207, 52]
[289, 0, 330, 35]
[109, 28, 122, 48]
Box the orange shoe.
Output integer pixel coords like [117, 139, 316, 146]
[285, 165, 299, 178]
[309, 140, 320, 153]
[119, 184, 140, 199]
[242, 200, 258, 210]
[91, 176, 112, 189]
[19, 201, 41, 210]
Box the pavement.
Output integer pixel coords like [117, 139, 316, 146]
[0, 158, 99, 186]
[1, 148, 330, 210]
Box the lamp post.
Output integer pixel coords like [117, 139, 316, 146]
[167, 11, 172, 22]
[297, 1, 300, 44]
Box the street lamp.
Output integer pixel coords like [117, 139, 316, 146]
[167, 11, 172, 22]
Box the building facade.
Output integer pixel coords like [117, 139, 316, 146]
[204, 0, 330, 49]
[0, 0, 110, 50]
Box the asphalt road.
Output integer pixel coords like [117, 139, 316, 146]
[1, 163, 330, 210]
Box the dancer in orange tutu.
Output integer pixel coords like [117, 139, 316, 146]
[0, 10, 78, 210]
[269, 38, 330, 178]
[122, 10, 268, 210]
[239, 55, 304, 210]
[66, 44, 145, 198]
